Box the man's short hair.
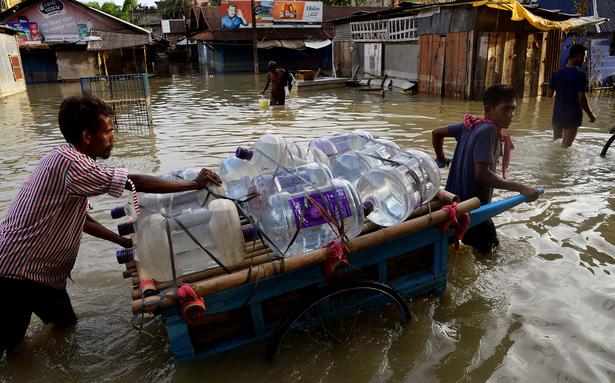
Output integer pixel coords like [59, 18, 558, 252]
[483, 84, 516, 109]
[268, 60, 277, 71]
[58, 93, 115, 145]
[568, 43, 587, 60]
[228, 3, 236, 9]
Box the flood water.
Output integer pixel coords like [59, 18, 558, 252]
[1, 70, 614, 383]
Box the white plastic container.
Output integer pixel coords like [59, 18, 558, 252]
[135, 199, 245, 281]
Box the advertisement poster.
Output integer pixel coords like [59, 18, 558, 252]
[273, 1, 322, 23]
[5, 22, 43, 44]
[220, 1, 252, 29]
[220, 1, 322, 28]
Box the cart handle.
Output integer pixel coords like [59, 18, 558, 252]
[468, 187, 544, 227]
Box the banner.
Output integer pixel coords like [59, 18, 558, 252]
[220, 1, 322, 28]
[5, 22, 43, 44]
[273, 1, 322, 23]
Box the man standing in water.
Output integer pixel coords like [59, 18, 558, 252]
[548, 43, 596, 147]
[0, 93, 221, 358]
[261, 60, 289, 106]
[432, 84, 540, 253]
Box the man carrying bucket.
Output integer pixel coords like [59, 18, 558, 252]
[0, 93, 221, 358]
[261, 60, 291, 106]
[431, 84, 540, 253]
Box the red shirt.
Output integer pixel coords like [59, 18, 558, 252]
[0, 144, 128, 289]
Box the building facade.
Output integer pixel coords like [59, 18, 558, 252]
[0, 25, 26, 96]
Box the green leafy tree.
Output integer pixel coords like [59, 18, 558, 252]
[156, 0, 191, 19]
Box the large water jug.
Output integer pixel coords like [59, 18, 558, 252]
[140, 168, 223, 214]
[356, 149, 441, 227]
[235, 134, 303, 174]
[330, 139, 400, 186]
[308, 131, 374, 166]
[219, 156, 253, 200]
[135, 199, 245, 281]
[254, 178, 372, 257]
[240, 162, 333, 219]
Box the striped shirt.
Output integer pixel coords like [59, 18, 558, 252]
[0, 144, 128, 289]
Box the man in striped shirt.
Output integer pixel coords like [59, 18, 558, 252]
[0, 93, 221, 357]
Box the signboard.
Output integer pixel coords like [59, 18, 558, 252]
[39, 0, 66, 18]
[5, 22, 43, 44]
[273, 1, 322, 23]
[220, 0, 322, 28]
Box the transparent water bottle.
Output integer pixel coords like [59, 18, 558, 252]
[235, 134, 303, 175]
[330, 139, 400, 186]
[307, 130, 374, 166]
[255, 178, 372, 257]
[241, 162, 334, 220]
[219, 156, 253, 200]
[356, 149, 441, 227]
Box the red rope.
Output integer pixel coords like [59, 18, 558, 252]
[323, 241, 348, 279]
[437, 202, 470, 250]
[139, 279, 155, 292]
[177, 284, 206, 325]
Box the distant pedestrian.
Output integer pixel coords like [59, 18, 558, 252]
[548, 43, 596, 148]
[261, 61, 290, 106]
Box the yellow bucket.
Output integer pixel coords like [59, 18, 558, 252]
[258, 97, 269, 107]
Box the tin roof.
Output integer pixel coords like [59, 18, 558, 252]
[0, 0, 151, 35]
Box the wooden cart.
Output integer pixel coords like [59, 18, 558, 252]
[124, 192, 533, 362]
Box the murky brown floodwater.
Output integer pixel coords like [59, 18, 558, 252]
[1, 70, 614, 383]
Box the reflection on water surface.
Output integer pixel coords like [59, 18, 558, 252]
[0, 72, 614, 383]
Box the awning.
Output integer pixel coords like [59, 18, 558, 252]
[473, 0, 608, 33]
[257, 39, 331, 50]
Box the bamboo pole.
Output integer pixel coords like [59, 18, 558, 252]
[131, 250, 278, 300]
[131, 198, 480, 314]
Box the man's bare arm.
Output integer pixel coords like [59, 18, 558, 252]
[432, 126, 453, 166]
[83, 214, 132, 248]
[577, 91, 596, 122]
[474, 163, 539, 202]
[126, 169, 220, 193]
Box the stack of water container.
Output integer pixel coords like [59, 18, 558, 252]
[220, 131, 441, 257]
[112, 132, 441, 282]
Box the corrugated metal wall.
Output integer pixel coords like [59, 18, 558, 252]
[384, 43, 419, 80]
[334, 23, 353, 42]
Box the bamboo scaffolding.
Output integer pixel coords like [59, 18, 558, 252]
[131, 197, 479, 314]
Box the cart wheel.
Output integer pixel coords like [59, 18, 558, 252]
[600, 133, 615, 157]
[266, 280, 410, 360]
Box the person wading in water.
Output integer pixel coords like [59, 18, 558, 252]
[262, 60, 290, 106]
[0, 93, 222, 357]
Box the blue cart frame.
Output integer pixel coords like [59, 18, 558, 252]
[145, 193, 532, 361]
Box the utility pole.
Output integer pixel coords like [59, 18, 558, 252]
[251, 0, 258, 73]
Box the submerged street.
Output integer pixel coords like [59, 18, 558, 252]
[1, 71, 614, 382]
